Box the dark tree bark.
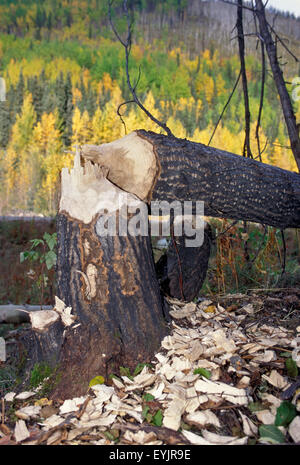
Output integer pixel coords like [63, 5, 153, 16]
[51, 210, 168, 399]
[255, 0, 300, 171]
[156, 222, 213, 302]
[82, 131, 300, 230]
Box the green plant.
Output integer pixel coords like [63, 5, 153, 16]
[29, 361, 61, 397]
[29, 362, 52, 389]
[20, 232, 57, 307]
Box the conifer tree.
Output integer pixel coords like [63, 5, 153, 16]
[0, 101, 10, 149]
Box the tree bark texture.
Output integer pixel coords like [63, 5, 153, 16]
[138, 131, 300, 229]
[155, 222, 213, 302]
[82, 131, 300, 229]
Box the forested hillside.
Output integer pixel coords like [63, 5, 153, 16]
[0, 0, 299, 215]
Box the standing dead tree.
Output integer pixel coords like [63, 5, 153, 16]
[254, 0, 300, 171]
[237, 0, 253, 159]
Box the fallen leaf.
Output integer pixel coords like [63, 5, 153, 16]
[258, 424, 285, 444]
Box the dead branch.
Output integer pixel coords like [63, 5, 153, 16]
[237, 0, 253, 158]
[108, 0, 173, 137]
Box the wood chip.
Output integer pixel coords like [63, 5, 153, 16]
[194, 378, 249, 405]
[14, 420, 30, 443]
[162, 398, 185, 430]
[186, 410, 220, 428]
[15, 391, 36, 400]
[15, 405, 41, 420]
[288, 416, 300, 443]
[201, 430, 248, 445]
[4, 392, 16, 402]
[181, 429, 212, 445]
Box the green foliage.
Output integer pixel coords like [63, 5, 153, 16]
[29, 362, 52, 389]
[143, 393, 155, 402]
[89, 375, 105, 387]
[258, 424, 285, 444]
[193, 367, 211, 379]
[274, 401, 297, 427]
[20, 232, 57, 271]
[20, 232, 57, 306]
[285, 358, 298, 378]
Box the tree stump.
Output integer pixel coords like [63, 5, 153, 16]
[24, 146, 169, 399]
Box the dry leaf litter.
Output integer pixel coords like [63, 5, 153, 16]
[1, 296, 300, 445]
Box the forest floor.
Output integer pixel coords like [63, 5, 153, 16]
[0, 289, 300, 446]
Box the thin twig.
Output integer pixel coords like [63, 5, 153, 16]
[280, 229, 286, 278]
[108, 0, 173, 137]
[237, 0, 253, 158]
[208, 70, 241, 146]
[267, 21, 299, 62]
[221, 0, 255, 12]
[252, 4, 266, 162]
[117, 99, 135, 134]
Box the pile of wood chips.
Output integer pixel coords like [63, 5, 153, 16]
[1, 295, 300, 445]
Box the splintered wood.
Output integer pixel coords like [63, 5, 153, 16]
[2, 297, 300, 445]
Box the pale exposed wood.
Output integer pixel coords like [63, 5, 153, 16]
[60, 144, 145, 223]
[81, 131, 159, 202]
[0, 305, 52, 324]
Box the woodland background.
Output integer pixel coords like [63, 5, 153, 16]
[0, 0, 299, 302]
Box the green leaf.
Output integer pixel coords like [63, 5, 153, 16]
[45, 250, 57, 270]
[259, 425, 285, 444]
[248, 401, 266, 412]
[133, 362, 153, 377]
[193, 368, 211, 379]
[280, 352, 291, 358]
[30, 238, 44, 249]
[275, 401, 297, 427]
[152, 409, 163, 427]
[286, 358, 298, 378]
[143, 393, 155, 402]
[27, 250, 39, 262]
[43, 232, 57, 251]
[89, 375, 105, 387]
[119, 366, 133, 380]
[142, 405, 150, 419]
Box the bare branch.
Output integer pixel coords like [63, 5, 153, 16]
[255, 0, 300, 171]
[108, 0, 173, 137]
[267, 21, 299, 62]
[221, 0, 255, 12]
[208, 70, 241, 146]
[252, 3, 266, 162]
[236, 0, 253, 158]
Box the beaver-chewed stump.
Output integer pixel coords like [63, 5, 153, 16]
[25, 130, 300, 399]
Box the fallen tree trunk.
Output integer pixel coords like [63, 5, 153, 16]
[82, 130, 300, 229]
